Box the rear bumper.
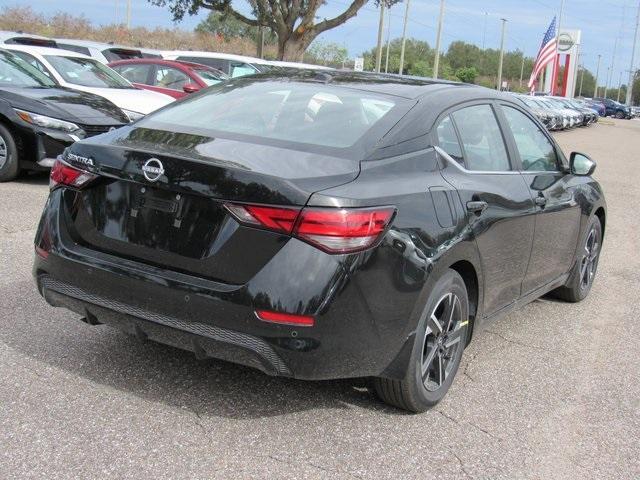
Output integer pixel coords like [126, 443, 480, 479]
[39, 275, 291, 376]
[33, 190, 424, 381]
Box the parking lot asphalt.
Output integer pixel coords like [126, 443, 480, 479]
[1, 119, 639, 480]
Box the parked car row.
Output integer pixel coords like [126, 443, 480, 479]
[514, 94, 600, 131]
[0, 30, 334, 181]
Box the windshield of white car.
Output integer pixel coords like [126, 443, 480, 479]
[0, 50, 56, 87]
[44, 55, 134, 88]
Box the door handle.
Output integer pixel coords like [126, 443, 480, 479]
[535, 195, 547, 207]
[466, 200, 488, 214]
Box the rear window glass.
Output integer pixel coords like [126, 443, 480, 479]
[56, 43, 91, 56]
[138, 81, 397, 149]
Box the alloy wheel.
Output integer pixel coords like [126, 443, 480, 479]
[579, 227, 600, 291]
[0, 135, 7, 170]
[421, 292, 466, 392]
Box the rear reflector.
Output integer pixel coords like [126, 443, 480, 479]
[225, 204, 395, 254]
[255, 310, 315, 327]
[35, 245, 49, 259]
[50, 158, 97, 190]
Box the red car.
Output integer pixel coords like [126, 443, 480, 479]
[108, 58, 229, 99]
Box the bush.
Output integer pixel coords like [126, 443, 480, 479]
[455, 67, 477, 84]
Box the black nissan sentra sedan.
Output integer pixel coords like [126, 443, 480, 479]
[0, 49, 128, 181]
[33, 72, 606, 412]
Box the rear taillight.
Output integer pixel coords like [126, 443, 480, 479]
[225, 203, 395, 254]
[50, 158, 97, 190]
[224, 204, 299, 234]
[294, 207, 395, 253]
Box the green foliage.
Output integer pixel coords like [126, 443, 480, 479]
[455, 66, 477, 84]
[306, 41, 348, 67]
[195, 11, 275, 44]
[362, 38, 436, 76]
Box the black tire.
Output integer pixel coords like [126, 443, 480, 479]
[553, 216, 602, 303]
[373, 269, 469, 412]
[0, 123, 19, 182]
[615, 111, 625, 119]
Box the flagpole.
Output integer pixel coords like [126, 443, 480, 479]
[553, 0, 565, 95]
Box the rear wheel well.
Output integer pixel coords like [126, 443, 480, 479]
[449, 260, 478, 343]
[594, 207, 605, 238]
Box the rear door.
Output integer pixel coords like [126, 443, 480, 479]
[498, 103, 581, 294]
[436, 102, 536, 317]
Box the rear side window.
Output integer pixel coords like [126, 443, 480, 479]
[435, 116, 464, 165]
[230, 62, 257, 77]
[451, 105, 510, 171]
[112, 63, 152, 84]
[139, 81, 398, 149]
[177, 56, 229, 73]
[154, 66, 190, 90]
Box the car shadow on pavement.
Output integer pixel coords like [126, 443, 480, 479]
[16, 171, 49, 185]
[3, 291, 409, 419]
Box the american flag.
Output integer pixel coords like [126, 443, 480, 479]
[528, 17, 557, 92]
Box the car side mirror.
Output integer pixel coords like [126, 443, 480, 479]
[570, 152, 596, 176]
[182, 83, 200, 94]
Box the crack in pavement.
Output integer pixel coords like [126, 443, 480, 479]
[436, 409, 501, 441]
[484, 329, 546, 352]
[452, 450, 473, 478]
[265, 454, 367, 479]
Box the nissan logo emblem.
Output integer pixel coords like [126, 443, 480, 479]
[142, 158, 164, 182]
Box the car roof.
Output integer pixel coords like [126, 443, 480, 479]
[160, 50, 269, 64]
[2, 44, 93, 59]
[267, 60, 334, 71]
[53, 38, 140, 52]
[0, 30, 55, 44]
[108, 58, 214, 70]
[230, 70, 514, 102]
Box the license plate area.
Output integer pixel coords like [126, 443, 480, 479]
[130, 188, 183, 227]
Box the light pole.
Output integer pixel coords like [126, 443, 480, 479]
[433, 0, 445, 78]
[126, 0, 131, 29]
[552, 0, 565, 95]
[384, 7, 392, 73]
[617, 70, 624, 101]
[497, 18, 507, 91]
[519, 55, 525, 89]
[375, 1, 386, 73]
[578, 65, 585, 97]
[399, 0, 411, 75]
[626, 0, 640, 105]
[594, 54, 602, 97]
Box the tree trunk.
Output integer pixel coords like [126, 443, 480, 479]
[278, 33, 313, 61]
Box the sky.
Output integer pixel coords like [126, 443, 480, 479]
[9, 0, 640, 88]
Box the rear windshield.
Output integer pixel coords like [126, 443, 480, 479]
[0, 50, 56, 87]
[44, 55, 132, 88]
[138, 80, 398, 149]
[102, 48, 143, 62]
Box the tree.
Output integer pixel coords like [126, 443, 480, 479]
[361, 38, 439, 76]
[151, 0, 396, 61]
[455, 66, 477, 84]
[196, 11, 273, 43]
[306, 41, 348, 67]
